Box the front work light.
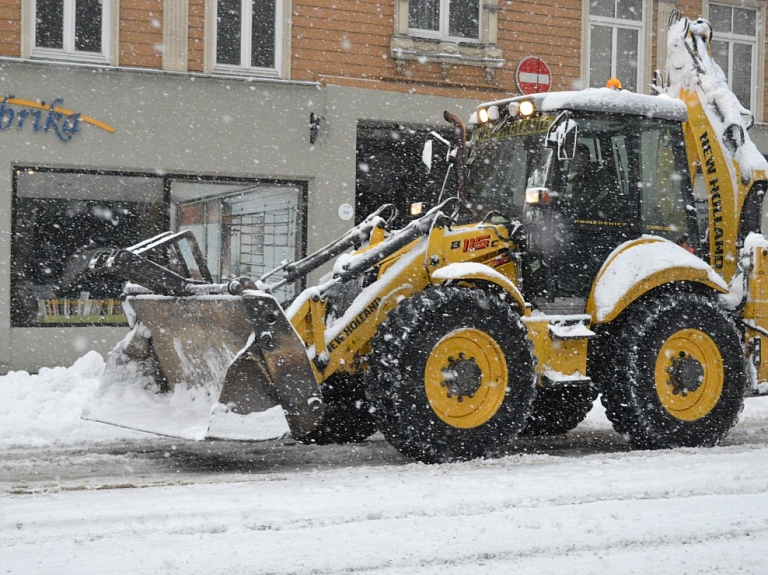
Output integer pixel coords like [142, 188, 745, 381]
[477, 105, 499, 124]
[409, 202, 426, 217]
[519, 100, 535, 116]
[525, 187, 552, 205]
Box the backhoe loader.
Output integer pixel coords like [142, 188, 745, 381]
[83, 12, 768, 462]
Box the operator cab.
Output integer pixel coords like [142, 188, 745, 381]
[467, 90, 699, 314]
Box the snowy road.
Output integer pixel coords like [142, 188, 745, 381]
[2, 353, 768, 574]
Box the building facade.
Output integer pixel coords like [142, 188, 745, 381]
[0, 0, 766, 372]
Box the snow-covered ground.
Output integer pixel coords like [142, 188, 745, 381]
[2, 352, 768, 574]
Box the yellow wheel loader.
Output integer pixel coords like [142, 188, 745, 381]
[83, 12, 768, 462]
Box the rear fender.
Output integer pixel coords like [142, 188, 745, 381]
[586, 236, 728, 324]
[430, 262, 526, 314]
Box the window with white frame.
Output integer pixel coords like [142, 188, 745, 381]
[30, 0, 111, 62]
[408, 0, 480, 41]
[588, 0, 644, 92]
[391, 0, 502, 81]
[709, 3, 759, 112]
[214, 0, 281, 76]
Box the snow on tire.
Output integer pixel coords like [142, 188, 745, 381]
[364, 286, 538, 463]
[601, 291, 748, 449]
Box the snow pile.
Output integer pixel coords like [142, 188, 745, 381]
[0, 351, 147, 448]
[82, 328, 290, 442]
[5, 349, 768, 451]
[665, 15, 768, 180]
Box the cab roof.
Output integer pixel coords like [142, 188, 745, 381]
[470, 88, 688, 125]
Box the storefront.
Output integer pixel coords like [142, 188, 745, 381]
[0, 59, 478, 372]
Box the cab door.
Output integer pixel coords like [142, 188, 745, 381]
[540, 117, 640, 302]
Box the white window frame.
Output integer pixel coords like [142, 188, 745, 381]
[23, 0, 118, 64]
[391, 0, 502, 81]
[408, 0, 481, 44]
[705, 0, 764, 119]
[205, 0, 289, 79]
[582, 0, 650, 93]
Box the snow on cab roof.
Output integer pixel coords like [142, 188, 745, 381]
[473, 88, 688, 124]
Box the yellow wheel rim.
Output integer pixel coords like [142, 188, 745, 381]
[654, 328, 724, 421]
[424, 328, 507, 429]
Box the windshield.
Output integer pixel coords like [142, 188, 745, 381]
[467, 114, 555, 221]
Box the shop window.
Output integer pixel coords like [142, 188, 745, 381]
[28, 0, 114, 63]
[171, 179, 304, 302]
[587, 0, 645, 92]
[212, 0, 283, 77]
[11, 170, 166, 327]
[708, 2, 760, 113]
[391, 0, 503, 81]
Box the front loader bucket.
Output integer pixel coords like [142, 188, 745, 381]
[82, 291, 324, 441]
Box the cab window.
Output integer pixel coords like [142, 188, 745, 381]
[639, 122, 696, 246]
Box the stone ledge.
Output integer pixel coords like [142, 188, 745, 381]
[390, 35, 504, 82]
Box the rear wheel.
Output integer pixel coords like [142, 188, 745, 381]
[365, 286, 537, 463]
[601, 292, 747, 449]
[299, 373, 376, 445]
[522, 386, 598, 436]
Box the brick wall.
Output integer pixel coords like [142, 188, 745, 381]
[291, 0, 394, 80]
[291, 0, 582, 100]
[119, 0, 163, 68]
[0, 0, 20, 58]
[291, 0, 506, 99]
[496, 0, 582, 93]
[188, 0, 205, 72]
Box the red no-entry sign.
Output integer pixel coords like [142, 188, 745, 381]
[516, 56, 552, 95]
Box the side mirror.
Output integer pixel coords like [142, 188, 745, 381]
[421, 131, 454, 174]
[421, 139, 433, 173]
[546, 112, 579, 160]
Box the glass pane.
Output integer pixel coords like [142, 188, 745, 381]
[708, 4, 732, 33]
[35, 0, 64, 49]
[589, 0, 614, 18]
[12, 172, 165, 327]
[616, 0, 641, 21]
[449, 0, 479, 39]
[640, 126, 689, 244]
[251, 0, 275, 68]
[224, 186, 300, 302]
[75, 0, 102, 52]
[733, 8, 756, 37]
[732, 43, 752, 109]
[590, 24, 613, 88]
[409, 0, 439, 31]
[217, 0, 242, 65]
[711, 40, 729, 73]
[616, 27, 638, 92]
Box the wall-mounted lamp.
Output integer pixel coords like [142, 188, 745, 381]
[309, 112, 322, 145]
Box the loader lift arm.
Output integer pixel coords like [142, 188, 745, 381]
[90, 203, 399, 299]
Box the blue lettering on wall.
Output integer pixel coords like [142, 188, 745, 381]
[0, 95, 83, 142]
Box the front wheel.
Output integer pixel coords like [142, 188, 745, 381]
[601, 291, 748, 449]
[299, 373, 377, 445]
[365, 286, 538, 463]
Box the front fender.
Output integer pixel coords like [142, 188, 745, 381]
[430, 262, 527, 314]
[586, 236, 728, 324]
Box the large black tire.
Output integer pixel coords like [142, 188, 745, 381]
[365, 286, 538, 463]
[522, 385, 599, 436]
[601, 291, 748, 449]
[299, 373, 377, 445]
